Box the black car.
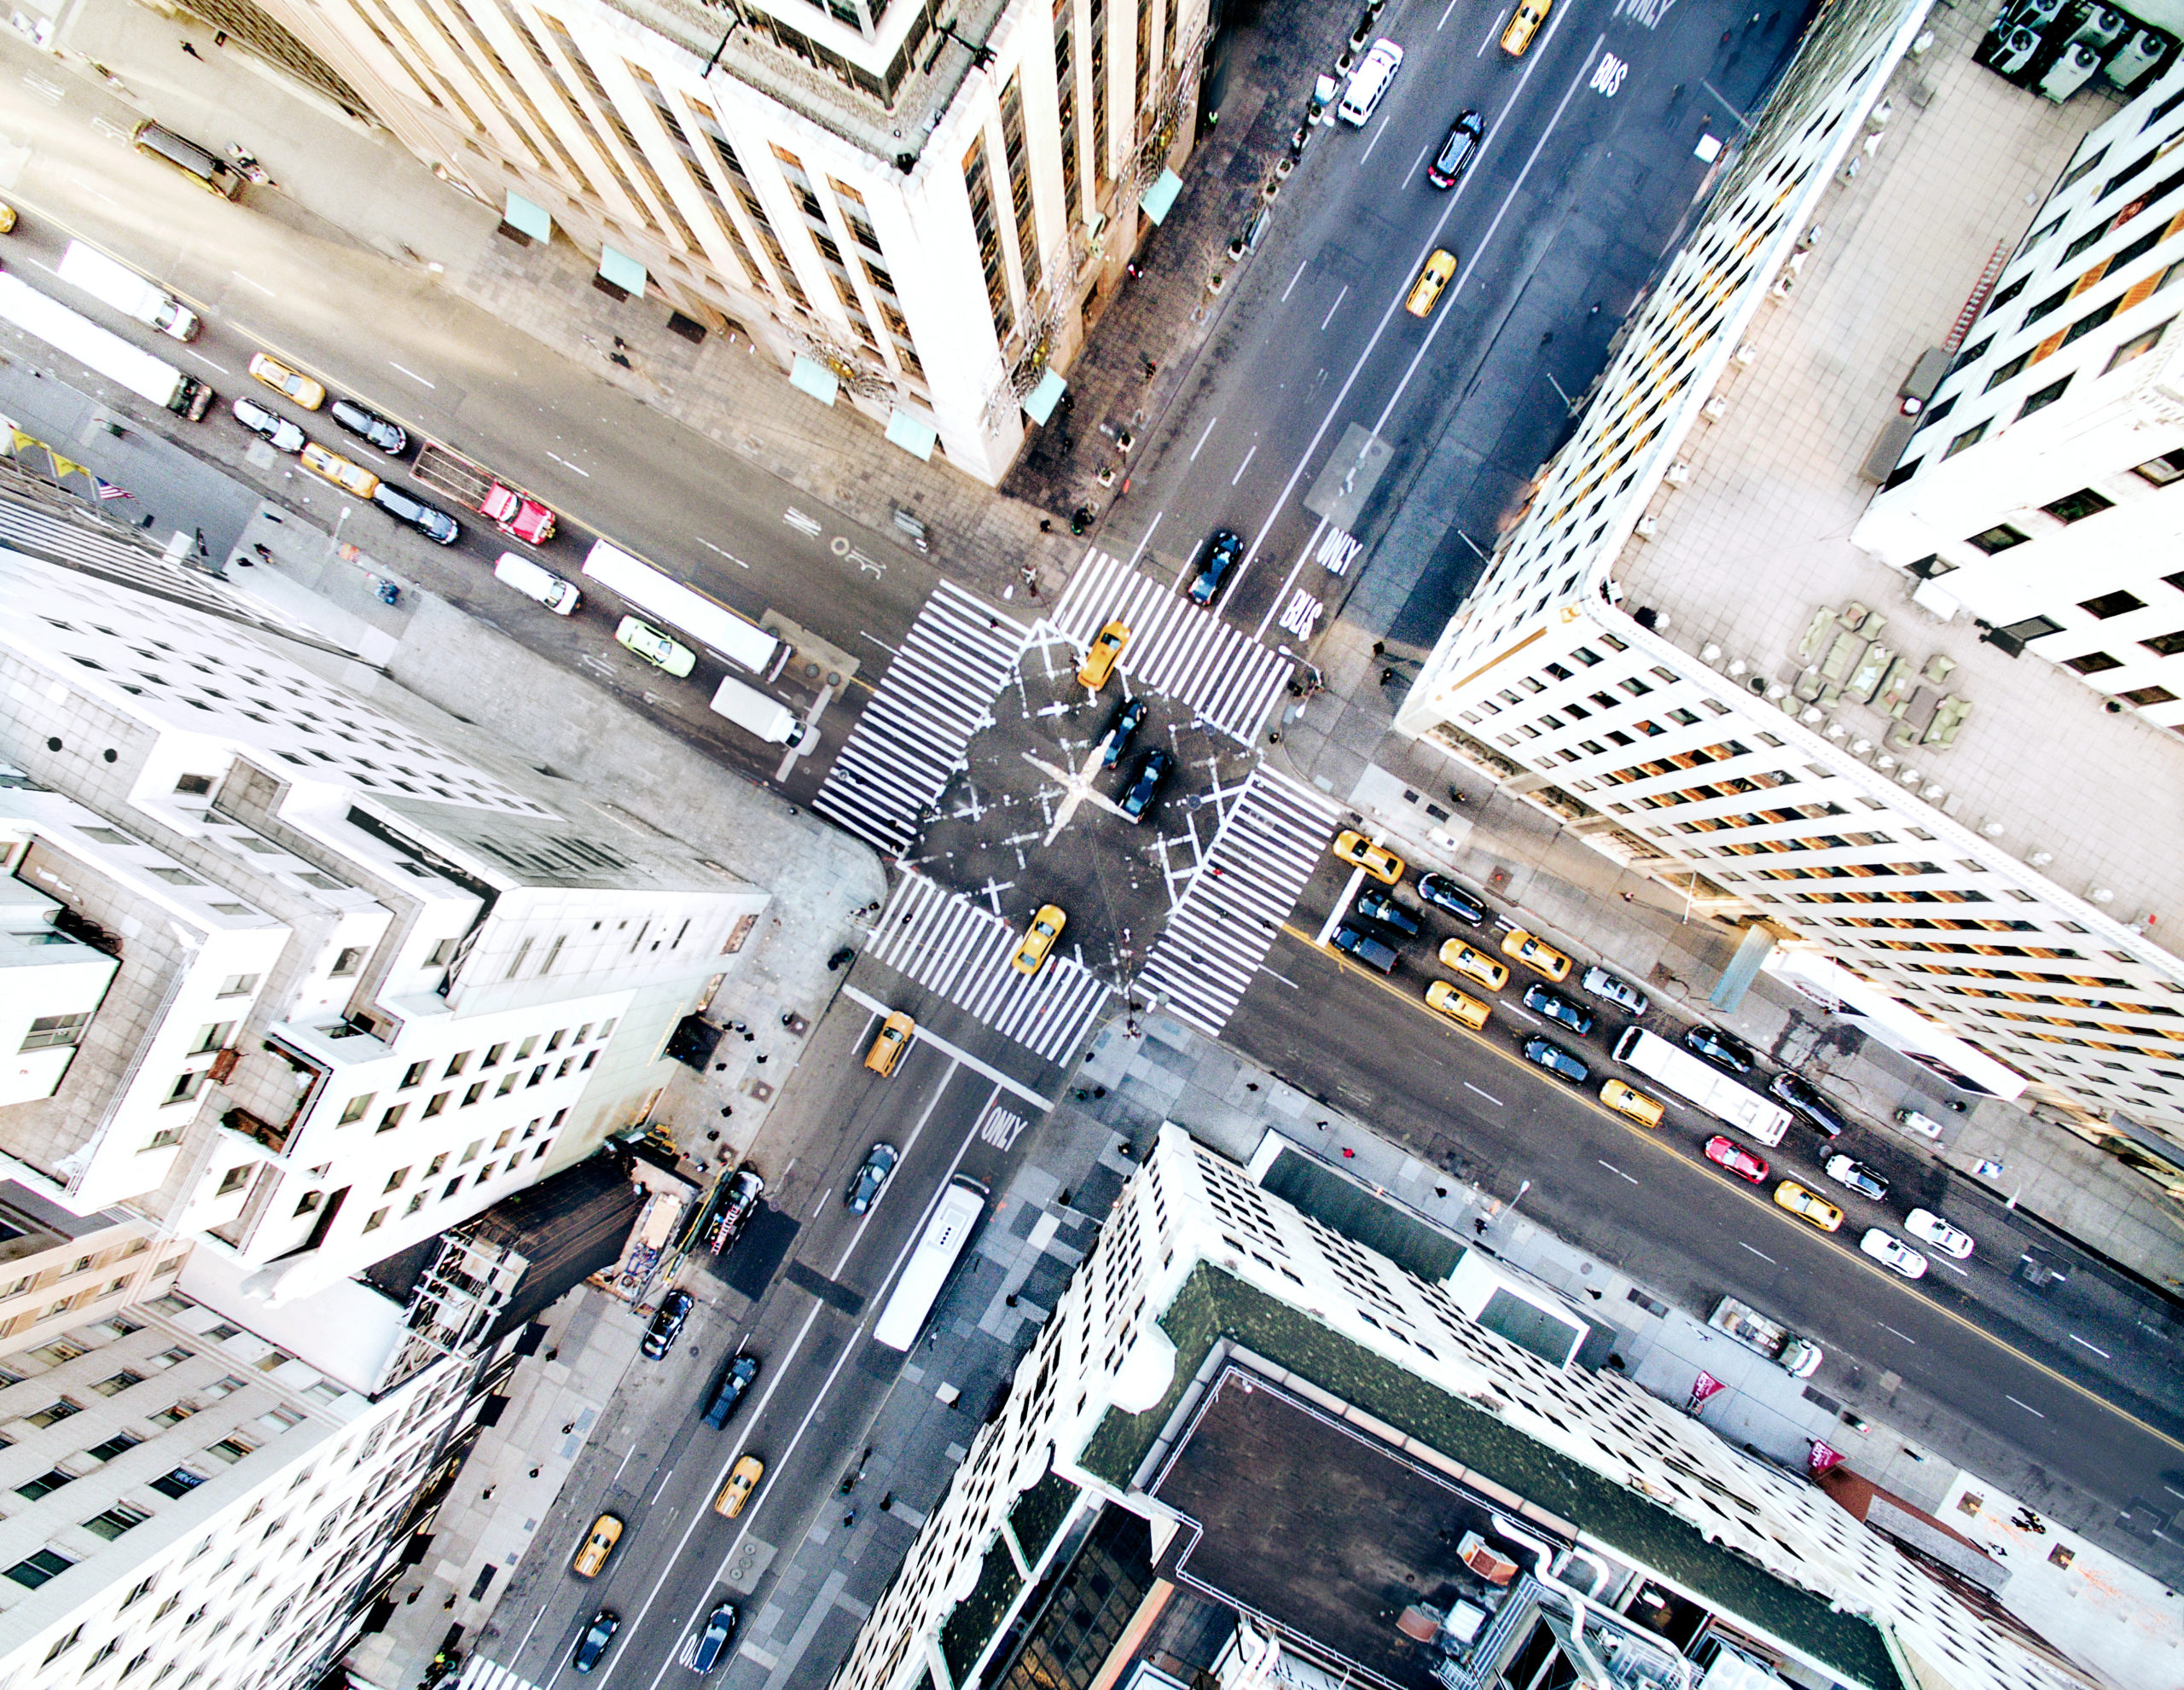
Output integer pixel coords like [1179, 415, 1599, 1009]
[1522, 1037, 1590, 1083]
[1416, 873, 1487, 924]
[642, 1288, 693, 1360]
[1331, 923, 1398, 973]
[1355, 887, 1420, 937]
[705, 1166, 765, 1255]
[1189, 528, 1244, 605]
[702, 1354, 758, 1428]
[693, 1601, 740, 1672]
[370, 482, 461, 544]
[1426, 109, 1484, 189]
[1101, 695, 1147, 767]
[846, 1142, 899, 1213]
[1522, 984, 1594, 1037]
[572, 1609, 619, 1674]
[1119, 748, 1173, 823]
[1684, 1025, 1755, 1075]
[1769, 1071, 1851, 1139]
[329, 395, 410, 456]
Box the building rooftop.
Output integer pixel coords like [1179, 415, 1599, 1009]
[1612, 16, 2184, 938]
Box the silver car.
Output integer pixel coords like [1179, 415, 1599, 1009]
[231, 395, 305, 454]
[1579, 965, 1648, 1015]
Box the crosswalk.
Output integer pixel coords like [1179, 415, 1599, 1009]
[1139, 764, 1345, 1036]
[1048, 549, 1294, 746]
[455, 1657, 543, 1690]
[814, 582, 1029, 853]
[864, 871, 1112, 1066]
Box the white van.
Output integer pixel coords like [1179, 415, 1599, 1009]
[492, 551, 580, 615]
[1339, 39, 1403, 126]
[57, 241, 200, 342]
[710, 674, 805, 746]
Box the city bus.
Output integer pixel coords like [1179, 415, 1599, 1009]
[0, 275, 213, 419]
[580, 538, 784, 677]
[872, 1176, 988, 1351]
[1612, 1027, 1792, 1146]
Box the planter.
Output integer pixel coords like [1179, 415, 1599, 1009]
[1262, 177, 1281, 201]
[1206, 270, 1226, 293]
[1275, 156, 1294, 177]
[1335, 50, 1354, 73]
[1227, 238, 1246, 259]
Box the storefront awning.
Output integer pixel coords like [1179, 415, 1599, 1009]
[1139, 167, 1182, 225]
[1022, 369, 1066, 425]
[597, 244, 648, 295]
[885, 409, 938, 460]
[504, 192, 552, 241]
[789, 356, 839, 405]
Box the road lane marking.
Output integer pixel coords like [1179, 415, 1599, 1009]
[1878, 1322, 1919, 1345]
[840, 982, 1054, 1109]
[389, 360, 436, 387]
[1252, 514, 1331, 642]
[696, 537, 748, 567]
[1358, 110, 1396, 167]
[1409, 139, 1436, 181]
[2007, 1394, 2048, 1419]
[1738, 1242, 1774, 1263]
[232, 271, 276, 297]
[514, 1600, 549, 1660]
[187, 353, 230, 375]
[1319, 284, 1349, 331]
[2069, 1333, 2111, 1358]
[1598, 1160, 1637, 1185]
[1478, 6, 1513, 53]
[1505, 1005, 1542, 1026]
[611, 1439, 638, 1484]
[1130, 508, 1164, 566]
[1439, 0, 1463, 26]
[1281, 260, 1308, 300]
[649, 1466, 676, 1501]
[1463, 1082, 1503, 1106]
[1230, 442, 1258, 485]
[1188, 416, 1218, 461]
[547, 451, 590, 477]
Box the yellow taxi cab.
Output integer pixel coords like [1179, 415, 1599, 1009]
[299, 442, 380, 499]
[1331, 829, 1404, 885]
[1405, 249, 1458, 318]
[1077, 621, 1130, 689]
[1425, 980, 1491, 1031]
[1774, 1180, 1845, 1234]
[1600, 1079, 1664, 1127]
[0, 202, 15, 235]
[1500, 928, 1571, 981]
[863, 1010, 915, 1077]
[1438, 938, 1509, 992]
[572, 1512, 623, 1577]
[247, 351, 326, 409]
[714, 1454, 764, 1518]
[1012, 904, 1066, 974]
[1501, 0, 1551, 55]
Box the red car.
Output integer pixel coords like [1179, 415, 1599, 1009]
[1704, 1135, 1769, 1184]
[482, 483, 556, 545]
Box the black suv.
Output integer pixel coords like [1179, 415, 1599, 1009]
[1769, 1071, 1851, 1139]
[1119, 748, 1172, 823]
[1416, 873, 1487, 923]
[371, 483, 460, 544]
[703, 1354, 759, 1428]
[641, 1288, 693, 1360]
[1683, 1025, 1755, 1075]
[329, 395, 410, 456]
[1355, 888, 1420, 937]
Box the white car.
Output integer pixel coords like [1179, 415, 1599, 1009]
[1904, 1207, 1974, 1260]
[1860, 1228, 1928, 1280]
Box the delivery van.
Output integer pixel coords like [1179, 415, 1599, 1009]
[57, 241, 200, 341]
[709, 674, 805, 746]
[492, 551, 580, 615]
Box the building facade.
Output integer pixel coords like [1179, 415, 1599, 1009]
[248, 0, 1208, 481]
[1853, 65, 2184, 731]
[0, 539, 770, 1300]
[827, 1126, 2090, 1690]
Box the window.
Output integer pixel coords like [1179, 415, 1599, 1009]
[421, 1092, 450, 1118]
[2060, 216, 2114, 263]
[293, 1191, 322, 1217]
[426, 1153, 447, 1178]
[147, 1404, 195, 1428]
[2060, 296, 2122, 346]
[337, 1094, 374, 1125]
[189, 1021, 234, 1054]
[15, 1467, 74, 1500]
[2105, 317, 2173, 373]
[1966, 523, 2030, 555]
[90, 1371, 144, 1397]
[2082, 589, 2146, 619]
[376, 1105, 408, 1134]
[1983, 350, 2030, 390]
[2123, 684, 2179, 706]
[2141, 629, 2184, 655]
[2043, 488, 2115, 523]
[216, 973, 260, 998]
[82, 1502, 150, 1540]
[165, 1070, 205, 1105]
[462, 1083, 485, 1107]
[384, 1167, 410, 1193]
[446, 1051, 473, 1077]
[2060, 143, 2109, 189]
[1943, 421, 1989, 457]
[399, 1062, 428, 1089]
[173, 773, 214, 796]
[461, 1140, 483, 1164]
[22, 1399, 82, 1428]
[5, 1549, 73, 1588]
[329, 947, 365, 977]
[19, 1013, 90, 1052]
[483, 1042, 507, 1068]
[2018, 375, 2071, 418]
[41, 1623, 81, 1663]
[215, 1166, 249, 1197]
[85, 1433, 140, 1461]
[362, 1207, 388, 1234]
[205, 1435, 256, 1464]
[2135, 448, 2184, 485]
[515, 1036, 538, 1060]
[427, 938, 458, 967]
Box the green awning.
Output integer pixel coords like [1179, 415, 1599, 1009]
[504, 192, 552, 241]
[789, 356, 839, 405]
[1022, 369, 1066, 424]
[598, 244, 648, 295]
[1139, 167, 1182, 225]
[886, 409, 937, 460]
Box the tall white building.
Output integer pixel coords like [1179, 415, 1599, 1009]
[828, 1126, 2094, 1690]
[0, 535, 770, 1299]
[249, 0, 1208, 481]
[1391, 1, 2184, 1164]
[1853, 65, 2184, 730]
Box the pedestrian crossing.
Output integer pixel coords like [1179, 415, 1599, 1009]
[815, 582, 1030, 853]
[1140, 764, 1345, 1036]
[455, 1656, 543, 1690]
[1048, 549, 1294, 746]
[865, 871, 1112, 1066]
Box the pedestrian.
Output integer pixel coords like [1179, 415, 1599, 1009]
[1039, 518, 1054, 532]
[1435, 1186, 1448, 1199]
[480, 1486, 495, 1501]
[1245, 1081, 1258, 1092]
[842, 1510, 857, 1528]
[1620, 891, 1635, 903]
[1473, 1218, 1488, 1236]
[1092, 1085, 1107, 1098]
[561, 1422, 575, 1435]
[613, 335, 627, 349]
[1342, 1147, 1356, 1159]
[609, 351, 632, 369]
[252, 542, 272, 561]
[180, 39, 201, 57]
[528, 1467, 541, 1478]
[1380, 667, 1397, 684]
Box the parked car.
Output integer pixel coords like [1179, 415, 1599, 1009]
[702, 1354, 759, 1428]
[1501, 928, 1571, 982]
[573, 1610, 620, 1674]
[1332, 923, 1399, 973]
[1100, 695, 1146, 767]
[230, 395, 305, 453]
[1355, 887, 1420, 936]
[709, 1167, 765, 1253]
[1438, 938, 1509, 992]
[1119, 748, 1173, 823]
[1861, 1228, 1928, 1280]
[1426, 109, 1484, 189]
[846, 1143, 899, 1214]
[371, 482, 460, 544]
[482, 482, 555, 544]
[616, 616, 696, 677]
[1904, 1207, 1974, 1259]
[247, 351, 325, 409]
[299, 441, 379, 498]
[1773, 1181, 1844, 1233]
[1522, 984, 1593, 1036]
[692, 1601, 739, 1673]
[1704, 1135, 1769, 1184]
[1331, 829, 1404, 885]
[1416, 873, 1487, 923]
[328, 395, 409, 456]
[1077, 620, 1130, 689]
[1770, 1071, 1852, 1139]
[1684, 1025, 1755, 1075]
[1895, 1106, 1947, 1138]
[642, 1288, 694, 1359]
[1823, 1154, 1889, 1202]
[1189, 528, 1244, 605]
[1600, 1079, 1664, 1127]
[1522, 1037, 1589, 1084]
[1012, 904, 1066, 974]
[1579, 965, 1648, 1015]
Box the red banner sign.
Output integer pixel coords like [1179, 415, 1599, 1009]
[1691, 1372, 1726, 1403]
[1809, 1440, 1844, 1474]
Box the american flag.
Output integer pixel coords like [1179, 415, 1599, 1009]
[95, 479, 135, 502]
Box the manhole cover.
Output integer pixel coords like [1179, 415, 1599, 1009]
[804, 661, 821, 678]
[746, 1079, 775, 1102]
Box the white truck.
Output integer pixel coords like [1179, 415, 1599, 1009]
[709, 674, 805, 746]
[57, 241, 200, 342]
[1708, 1295, 1824, 1378]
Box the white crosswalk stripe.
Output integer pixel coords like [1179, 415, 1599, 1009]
[865, 871, 1113, 1066]
[815, 582, 1029, 853]
[1048, 549, 1294, 746]
[456, 1657, 544, 1690]
[1140, 764, 1345, 1036]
